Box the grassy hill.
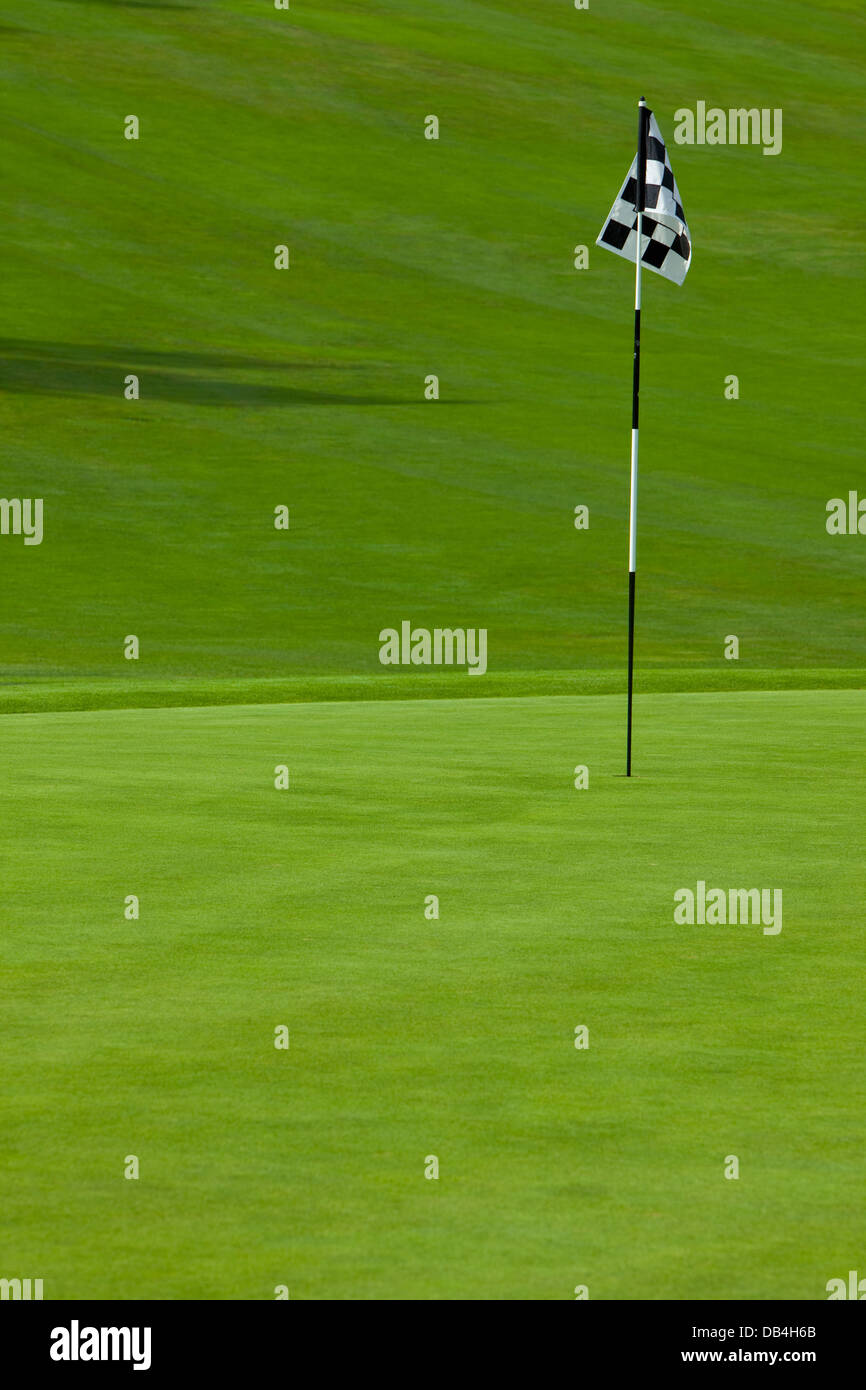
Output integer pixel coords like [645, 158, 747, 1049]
[0, 0, 863, 683]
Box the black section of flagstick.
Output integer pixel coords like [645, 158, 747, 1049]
[636, 97, 649, 212]
[626, 570, 636, 776]
[5, 1301, 861, 1373]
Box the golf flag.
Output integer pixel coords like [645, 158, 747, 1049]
[596, 101, 692, 776]
[597, 109, 692, 285]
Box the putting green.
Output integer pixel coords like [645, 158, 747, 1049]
[2, 687, 862, 1299]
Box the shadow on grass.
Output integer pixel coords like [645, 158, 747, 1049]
[53, 1, 196, 10]
[0, 339, 478, 408]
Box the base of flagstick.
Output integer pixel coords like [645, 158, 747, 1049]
[626, 569, 636, 776]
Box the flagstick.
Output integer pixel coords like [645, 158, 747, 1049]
[627, 97, 649, 777]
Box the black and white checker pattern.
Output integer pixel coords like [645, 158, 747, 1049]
[597, 111, 691, 285]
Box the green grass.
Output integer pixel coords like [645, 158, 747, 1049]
[0, 0, 863, 1300]
[0, 666, 862, 715]
[0, 0, 863, 678]
[2, 689, 863, 1299]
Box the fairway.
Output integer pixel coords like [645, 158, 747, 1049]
[2, 689, 863, 1300]
[0, 0, 864, 1307]
[1, 0, 863, 679]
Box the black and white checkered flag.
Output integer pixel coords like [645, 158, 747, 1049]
[597, 110, 691, 285]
